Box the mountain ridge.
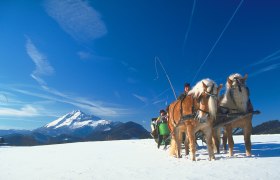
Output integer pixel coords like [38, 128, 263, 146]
[34, 110, 120, 138]
[252, 120, 280, 134]
[1, 110, 150, 146]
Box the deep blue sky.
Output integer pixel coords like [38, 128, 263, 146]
[0, 0, 279, 130]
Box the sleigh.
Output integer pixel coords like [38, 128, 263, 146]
[150, 118, 171, 144]
[150, 117, 205, 145]
[213, 110, 261, 129]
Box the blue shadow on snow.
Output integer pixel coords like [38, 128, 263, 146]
[233, 141, 280, 158]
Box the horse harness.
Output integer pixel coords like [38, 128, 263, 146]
[169, 95, 195, 133]
[170, 87, 218, 128]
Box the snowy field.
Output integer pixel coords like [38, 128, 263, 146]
[0, 134, 279, 180]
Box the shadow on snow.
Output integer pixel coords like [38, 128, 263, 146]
[235, 141, 280, 158]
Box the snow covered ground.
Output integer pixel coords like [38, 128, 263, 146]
[0, 134, 279, 180]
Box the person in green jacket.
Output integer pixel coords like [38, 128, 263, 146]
[156, 109, 169, 149]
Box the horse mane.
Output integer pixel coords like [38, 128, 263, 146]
[189, 78, 218, 119]
[189, 78, 217, 98]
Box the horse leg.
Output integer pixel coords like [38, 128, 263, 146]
[204, 128, 215, 161]
[244, 117, 252, 156]
[222, 130, 228, 153]
[184, 131, 189, 156]
[175, 127, 182, 158]
[226, 126, 234, 156]
[212, 128, 220, 154]
[187, 124, 196, 161]
[169, 137, 176, 157]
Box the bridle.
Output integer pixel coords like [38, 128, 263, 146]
[220, 77, 249, 113]
[195, 84, 218, 122]
[231, 77, 246, 93]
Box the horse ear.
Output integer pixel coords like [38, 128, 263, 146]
[243, 73, 248, 81]
[227, 78, 233, 86]
[202, 81, 207, 91]
[218, 84, 223, 93]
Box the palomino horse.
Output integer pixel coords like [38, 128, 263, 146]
[168, 79, 222, 161]
[217, 73, 253, 156]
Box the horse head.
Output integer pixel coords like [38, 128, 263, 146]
[226, 73, 249, 112]
[227, 73, 248, 90]
[190, 79, 222, 122]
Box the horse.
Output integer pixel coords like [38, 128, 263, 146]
[217, 73, 253, 156]
[168, 79, 222, 161]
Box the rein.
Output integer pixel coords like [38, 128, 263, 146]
[197, 108, 210, 115]
[205, 91, 217, 98]
[169, 95, 195, 129]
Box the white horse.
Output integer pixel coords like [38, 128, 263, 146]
[218, 73, 253, 156]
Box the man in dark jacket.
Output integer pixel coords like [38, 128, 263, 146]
[177, 83, 191, 100]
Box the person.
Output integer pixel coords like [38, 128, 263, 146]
[150, 118, 158, 138]
[176, 83, 191, 143]
[156, 109, 170, 149]
[177, 83, 191, 100]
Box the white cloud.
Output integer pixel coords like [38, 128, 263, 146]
[250, 49, 280, 67]
[0, 93, 9, 104]
[152, 99, 166, 105]
[77, 51, 92, 60]
[121, 61, 137, 72]
[0, 105, 39, 117]
[24, 37, 128, 118]
[30, 74, 47, 86]
[24, 35, 130, 118]
[121, 61, 138, 85]
[26, 37, 54, 86]
[133, 93, 148, 104]
[44, 0, 107, 42]
[251, 63, 280, 77]
[13, 88, 131, 117]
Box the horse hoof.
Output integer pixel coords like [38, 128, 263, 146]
[190, 155, 196, 161]
[246, 153, 252, 157]
[175, 154, 182, 158]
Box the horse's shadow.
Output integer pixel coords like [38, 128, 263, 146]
[195, 141, 280, 159]
[232, 141, 280, 158]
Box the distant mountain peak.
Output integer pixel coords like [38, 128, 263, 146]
[44, 110, 102, 129]
[70, 109, 83, 116]
[5, 111, 151, 145]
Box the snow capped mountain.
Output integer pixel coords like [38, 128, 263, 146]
[36, 110, 115, 137]
[44, 110, 106, 129]
[4, 110, 150, 145]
